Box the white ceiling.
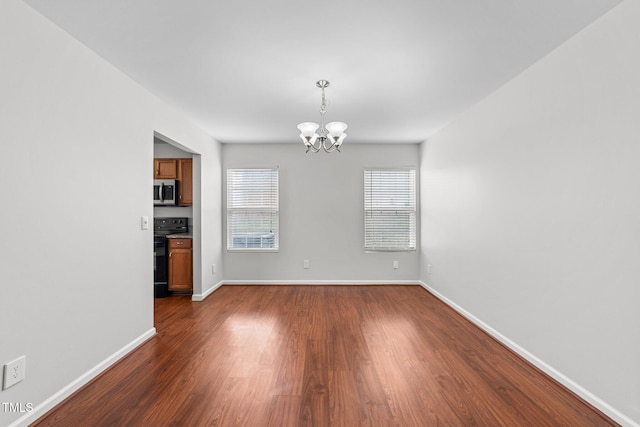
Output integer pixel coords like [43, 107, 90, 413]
[25, 0, 620, 144]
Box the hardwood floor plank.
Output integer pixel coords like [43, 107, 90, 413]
[327, 370, 362, 427]
[33, 285, 618, 427]
[267, 395, 300, 427]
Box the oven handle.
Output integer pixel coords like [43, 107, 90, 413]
[159, 182, 164, 203]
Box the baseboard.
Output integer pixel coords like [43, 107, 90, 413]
[10, 328, 156, 427]
[222, 279, 422, 285]
[418, 281, 638, 427]
[192, 280, 224, 301]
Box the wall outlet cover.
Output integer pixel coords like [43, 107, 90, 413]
[3, 356, 26, 390]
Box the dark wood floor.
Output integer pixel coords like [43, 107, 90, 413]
[34, 285, 616, 426]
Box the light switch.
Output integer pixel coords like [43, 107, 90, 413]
[141, 216, 149, 230]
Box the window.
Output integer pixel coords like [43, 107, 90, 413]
[227, 168, 279, 251]
[364, 168, 416, 251]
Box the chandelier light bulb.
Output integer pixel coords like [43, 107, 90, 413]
[325, 121, 348, 141]
[297, 122, 320, 138]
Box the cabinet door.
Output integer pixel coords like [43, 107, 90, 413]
[168, 248, 192, 292]
[154, 159, 177, 179]
[178, 159, 193, 206]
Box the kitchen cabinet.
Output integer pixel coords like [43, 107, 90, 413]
[154, 159, 178, 179]
[177, 159, 192, 206]
[168, 238, 192, 292]
[153, 158, 192, 206]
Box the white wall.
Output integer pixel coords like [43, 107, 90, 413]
[0, 1, 222, 425]
[223, 143, 420, 283]
[420, 0, 639, 424]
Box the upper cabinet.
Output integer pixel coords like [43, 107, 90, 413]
[154, 158, 192, 206]
[154, 158, 178, 179]
[177, 159, 192, 206]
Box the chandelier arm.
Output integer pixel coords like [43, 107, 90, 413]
[308, 139, 321, 153]
[322, 139, 339, 153]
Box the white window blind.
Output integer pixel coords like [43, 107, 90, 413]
[364, 168, 416, 251]
[227, 168, 279, 251]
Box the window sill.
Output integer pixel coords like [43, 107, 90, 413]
[227, 249, 279, 253]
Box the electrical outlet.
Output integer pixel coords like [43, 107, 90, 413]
[3, 356, 26, 390]
[427, 264, 432, 274]
[303, 260, 309, 269]
[212, 264, 216, 274]
[393, 260, 399, 269]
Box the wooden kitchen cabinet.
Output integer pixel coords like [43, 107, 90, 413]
[153, 158, 192, 206]
[168, 238, 192, 293]
[177, 159, 192, 206]
[154, 159, 178, 179]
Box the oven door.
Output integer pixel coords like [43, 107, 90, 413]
[153, 235, 168, 297]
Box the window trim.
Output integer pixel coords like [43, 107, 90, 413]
[226, 167, 279, 252]
[364, 166, 417, 252]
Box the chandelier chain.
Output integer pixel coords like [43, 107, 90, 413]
[319, 86, 327, 135]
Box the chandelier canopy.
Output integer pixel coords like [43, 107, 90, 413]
[297, 80, 347, 153]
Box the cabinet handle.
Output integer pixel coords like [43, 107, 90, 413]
[169, 252, 172, 258]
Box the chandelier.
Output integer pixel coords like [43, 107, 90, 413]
[297, 80, 348, 153]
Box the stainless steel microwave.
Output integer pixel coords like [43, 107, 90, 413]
[153, 179, 178, 206]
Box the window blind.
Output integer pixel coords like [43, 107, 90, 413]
[227, 168, 279, 251]
[364, 168, 416, 251]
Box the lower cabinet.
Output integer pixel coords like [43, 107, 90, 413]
[168, 238, 192, 293]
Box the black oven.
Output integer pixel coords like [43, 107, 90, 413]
[153, 235, 168, 298]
